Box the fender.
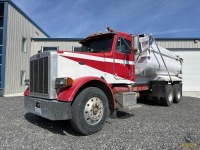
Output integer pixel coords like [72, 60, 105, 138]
[57, 76, 116, 108]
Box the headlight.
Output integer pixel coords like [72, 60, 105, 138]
[55, 77, 73, 88]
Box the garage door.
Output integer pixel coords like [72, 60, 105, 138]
[171, 49, 200, 91]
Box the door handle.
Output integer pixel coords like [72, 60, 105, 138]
[79, 61, 85, 65]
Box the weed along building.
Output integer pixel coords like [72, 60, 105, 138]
[0, 0, 200, 96]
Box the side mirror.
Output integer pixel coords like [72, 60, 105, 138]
[132, 35, 139, 54]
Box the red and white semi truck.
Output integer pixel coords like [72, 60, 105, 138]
[24, 27, 183, 135]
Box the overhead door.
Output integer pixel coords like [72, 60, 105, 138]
[171, 49, 200, 91]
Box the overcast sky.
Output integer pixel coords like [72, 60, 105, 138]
[12, 0, 200, 38]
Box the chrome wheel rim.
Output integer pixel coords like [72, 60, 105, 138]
[84, 97, 104, 125]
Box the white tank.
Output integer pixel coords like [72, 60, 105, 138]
[135, 40, 182, 84]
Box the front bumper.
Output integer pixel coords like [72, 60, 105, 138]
[24, 96, 72, 120]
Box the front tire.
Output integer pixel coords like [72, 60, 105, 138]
[70, 87, 109, 135]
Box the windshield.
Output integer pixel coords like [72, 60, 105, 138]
[81, 34, 114, 53]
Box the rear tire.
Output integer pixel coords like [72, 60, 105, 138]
[70, 87, 109, 135]
[161, 84, 174, 106]
[173, 84, 182, 103]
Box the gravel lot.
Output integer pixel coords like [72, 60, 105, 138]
[0, 96, 199, 150]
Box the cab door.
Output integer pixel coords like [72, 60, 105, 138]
[113, 37, 134, 81]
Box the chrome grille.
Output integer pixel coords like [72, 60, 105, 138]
[30, 57, 48, 94]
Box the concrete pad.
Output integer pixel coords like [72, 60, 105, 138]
[183, 91, 200, 98]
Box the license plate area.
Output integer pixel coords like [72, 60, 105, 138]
[35, 102, 41, 115]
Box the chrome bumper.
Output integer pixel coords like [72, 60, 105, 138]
[24, 96, 72, 121]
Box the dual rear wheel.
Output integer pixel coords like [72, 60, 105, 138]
[161, 84, 182, 106]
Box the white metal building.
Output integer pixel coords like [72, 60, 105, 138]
[157, 39, 200, 94]
[0, 0, 199, 96]
[31, 38, 82, 52]
[0, 0, 49, 96]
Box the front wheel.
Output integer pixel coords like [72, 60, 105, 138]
[70, 87, 109, 135]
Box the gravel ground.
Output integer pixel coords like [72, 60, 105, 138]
[0, 96, 199, 150]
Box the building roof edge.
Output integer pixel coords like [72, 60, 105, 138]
[155, 37, 200, 40]
[31, 38, 83, 41]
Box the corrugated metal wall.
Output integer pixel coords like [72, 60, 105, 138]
[32, 39, 200, 52]
[32, 40, 81, 53]
[157, 39, 200, 92]
[4, 3, 48, 96]
[157, 39, 200, 49]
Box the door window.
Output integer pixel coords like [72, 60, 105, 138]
[116, 38, 131, 54]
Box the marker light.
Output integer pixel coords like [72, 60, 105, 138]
[99, 31, 103, 35]
[106, 27, 113, 32]
[92, 33, 97, 36]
